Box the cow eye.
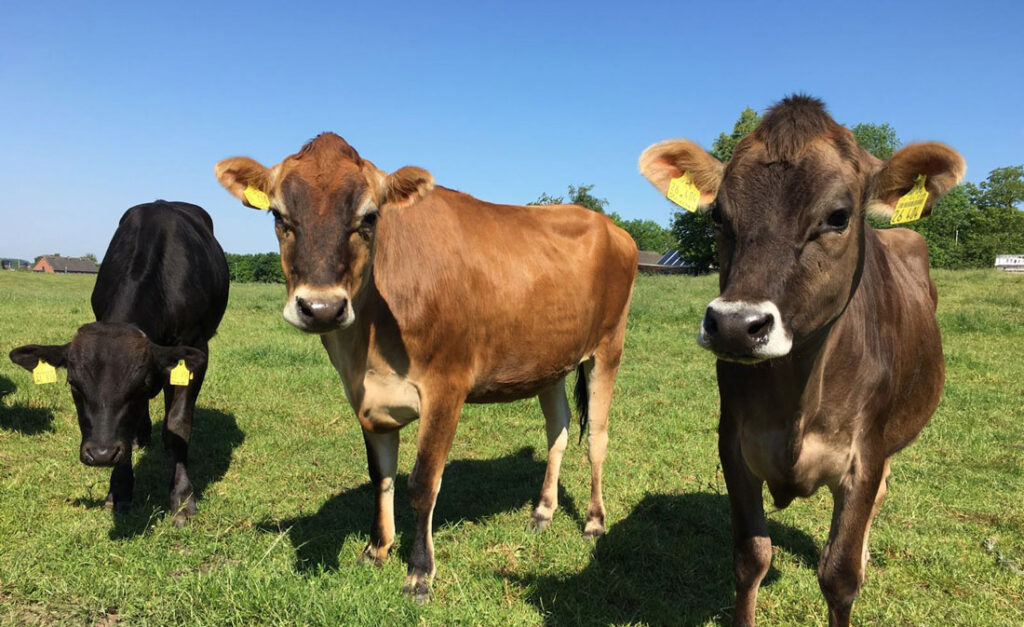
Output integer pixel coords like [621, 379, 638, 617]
[271, 210, 294, 234]
[361, 211, 379, 229]
[825, 208, 850, 231]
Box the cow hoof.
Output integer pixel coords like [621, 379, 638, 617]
[169, 500, 196, 527]
[104, 494, 131, 514]
[529, 513, 552, 533]
[358, 544, 387, 567]
[582, 523, 605, 540]
[402, 577, 432, 604]
[105, 500, 131, 514]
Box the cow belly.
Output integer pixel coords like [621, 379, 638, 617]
[356, 370, 421, 433]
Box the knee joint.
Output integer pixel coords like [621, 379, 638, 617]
[735, 536, 772, 586]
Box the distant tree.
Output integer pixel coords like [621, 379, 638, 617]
[904, 186, 974, 268]
[530, 184, 670, 252]
[668, 107, 762, 270]
[529, 184, 609, 213]
[566, 184, 609, 213]
[671, 210, 716, 271]
[972, 165, 1024, 211]
[529, 192, 564, 206]
[851, 123, 900, 161]
[608, 213, 675, 253]
[891, 166, 1024, 268]
[711, 107, 761, 162]
[225, 253, 285, 283]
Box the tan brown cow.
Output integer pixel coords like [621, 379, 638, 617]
[640, 96, 963, 626]
[215, 133, 637, 600]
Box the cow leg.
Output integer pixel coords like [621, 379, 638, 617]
[136, 402, 152, 448]
[105, 460, 134, 513]
[583, 358, 618, 538]
[402, 395, 463, 602]
[720, 422, 772, 627]
[531, 377, 570, 531]
[359, 429, 399, 565]
[162, 347, 207, 527]
[818, 458, 888, 627]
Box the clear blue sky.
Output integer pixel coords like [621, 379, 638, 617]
[2, 1, 1022, 260]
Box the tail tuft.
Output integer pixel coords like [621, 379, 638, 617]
[574, 363, 589, 444]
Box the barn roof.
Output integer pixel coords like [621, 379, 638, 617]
[39, 256, 98, 273]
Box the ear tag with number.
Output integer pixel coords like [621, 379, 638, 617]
[890, 174, 929, 225]
[169, 360, 193, 387]
[666, 172, 701, 212]
[243, 185, 271, 210]
[33, 360, 57, 385]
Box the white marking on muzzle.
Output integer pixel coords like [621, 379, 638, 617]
[283, 285, 355, 332]
[698, 298, 793, 360]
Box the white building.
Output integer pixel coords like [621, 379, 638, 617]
[994, 254, 1024, 273]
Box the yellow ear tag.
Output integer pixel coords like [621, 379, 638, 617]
[890, 175, 929, 225]
[169, 360, 192, 387]
[32, 360, 57, 385]
[243, 185, 271, 210]
[666, 172, 701, 212]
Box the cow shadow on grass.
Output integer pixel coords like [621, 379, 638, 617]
[71, 408, 244, 540]
[0, 375, 55, 435]
[258, 446, 578, 573]
[515, 492, 819, 626]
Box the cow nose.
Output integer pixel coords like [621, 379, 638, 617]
[295, 295, 349, 327]
[81, 443, 124, 466]
[702, 304, 775, 352]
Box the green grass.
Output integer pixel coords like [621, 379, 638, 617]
[1, 269, 1022, 625]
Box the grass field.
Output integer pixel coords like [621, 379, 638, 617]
[1, 269, 1022, 625]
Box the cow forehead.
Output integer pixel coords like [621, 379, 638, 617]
[271, 132, 378, 219]
[724, 140, 861, 207]
[69, 325, 150, 380]
[278, 169, 371, 220]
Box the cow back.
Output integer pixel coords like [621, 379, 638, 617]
[92, 201, 229, 346]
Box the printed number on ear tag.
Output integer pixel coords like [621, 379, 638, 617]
[666, 172, 701, 212]
[243, 185, 270, 210]
[890, 175, 929, 225]
[33, 360, 57, 385]
[169, 360, 193, 387]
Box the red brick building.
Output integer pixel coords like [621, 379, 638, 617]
[32, 256, 99, 274]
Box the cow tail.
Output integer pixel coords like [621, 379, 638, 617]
[574, 363, 589, 445]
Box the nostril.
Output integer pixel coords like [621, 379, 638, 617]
[747, 314, 773, 338]
[334, 299, 349, 321]
[703, 308, 719, 336]
[296, 297, 313, 318]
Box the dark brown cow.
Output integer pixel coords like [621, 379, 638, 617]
[640, 96, 964, 626]
[215, 133, 637, 600]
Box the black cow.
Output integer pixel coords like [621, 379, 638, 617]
[10, 201, 229, 525]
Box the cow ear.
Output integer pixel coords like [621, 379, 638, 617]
[639, 139, 724, 209]
[214, 157, 274, 210]
[381, 166, 434, 210]
[151, 345, 207, 385]
[867, 142, 966, 219]
[9, 344, 70, 371]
